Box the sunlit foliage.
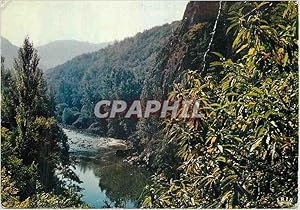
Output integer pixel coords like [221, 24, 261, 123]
[142, 1, 298, 208]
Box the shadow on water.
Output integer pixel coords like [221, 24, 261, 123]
[72, 150, 149, 208]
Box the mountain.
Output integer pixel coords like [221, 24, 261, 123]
[0, 37, 109, 70]
[45, 22, 179, 138]
[36, 40, 109, 69]
[1, 37, 18, 68]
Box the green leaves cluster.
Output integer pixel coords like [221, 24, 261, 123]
[142, 1, 298, 208]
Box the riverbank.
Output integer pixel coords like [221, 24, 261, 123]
[63, 128, 131, 153]
[63, 127, 147, 166]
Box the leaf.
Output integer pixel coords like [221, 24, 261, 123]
[211, 136, 217, 144]
[233, 137, 243, 143]
[210, 61, 223, 67]
[257, 127, 266, 138]
[282, 53, 289, 67]
[260, 25, 270, 30]
[222, 80, 231, 91]
[217, 156, 227, 163]
[232, 30, 244, 48]
[250, 138, 262, 152]
[247, 102, 256, 108]
[255, 1, 269, 9]
[236, 44, 248, 53]
[264, 110, 272, 119]
[248, 48, 256, 56]
[226, 22, 239, 35]
[252, 87, 263, 94]
[210, 103, 222, 108]
[270, 121, 278, 128]
[225, 59, 234, 66]
[221, 175, 238, 188]
[211, 52, 224, 58]
[241, 124, 247, 131]
[246, 92, 259, 97]
[217, 144, 223, 153]
[220, 191, 232, 206]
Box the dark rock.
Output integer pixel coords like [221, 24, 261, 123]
[183, 1, 219, 26]
[115, 149, 134, 157]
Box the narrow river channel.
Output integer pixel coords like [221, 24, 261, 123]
[64, 129, 149, 208]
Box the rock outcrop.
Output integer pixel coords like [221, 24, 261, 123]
[138, 1, 232, 167]
[182, 1, 219, 26]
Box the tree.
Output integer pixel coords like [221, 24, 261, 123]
[1, 57, 18, 128]
[142, 1, 298, 208]
[1, 37, 84, 207]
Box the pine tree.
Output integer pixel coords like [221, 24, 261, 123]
[13, 37, 69, 192]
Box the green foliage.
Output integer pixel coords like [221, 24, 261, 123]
[62, 107, 79, 125]
[1, 167, 88, 208]
[1, 57, 18, 129]
[1, 168, 31, 208]
[142, 2, 298, 208]
[1, 37, 85, 207]
[46, 22, 179, 137]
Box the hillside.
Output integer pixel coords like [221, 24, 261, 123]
[0, 37, 18, 68]
[136, 1, 234, 165]
[45, 22, 179, 138]
[0, 37, 109, 70]
[37, 40, 109, 69]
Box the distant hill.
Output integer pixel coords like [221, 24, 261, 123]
[1, 37, 18, 68]
[36, 40, 109, 69]
[0, 37, 109, 70]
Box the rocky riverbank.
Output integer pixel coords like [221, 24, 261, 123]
[63, 128, 148, 167]
[63, 128, 130, 153]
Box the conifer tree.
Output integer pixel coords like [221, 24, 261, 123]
[13, 37, 69, 192]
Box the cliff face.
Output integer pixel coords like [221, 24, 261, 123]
[137, 1, 232, 165]
[141, 1, 229, 101]
[182, 1, 219, 26]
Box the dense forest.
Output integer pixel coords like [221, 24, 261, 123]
[45, 22, 179, 139]
[1, 1, 298, 208]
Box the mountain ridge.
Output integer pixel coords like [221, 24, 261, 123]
[0, 36, 110, 70]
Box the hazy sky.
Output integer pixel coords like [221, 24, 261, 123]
[1, 0, 188, 46]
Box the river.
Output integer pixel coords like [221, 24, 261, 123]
[64, 129, 149, 208]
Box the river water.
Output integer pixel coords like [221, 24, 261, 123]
[64, 129, 149, 208]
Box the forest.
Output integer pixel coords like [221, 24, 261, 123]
[1, 1, 298, 208]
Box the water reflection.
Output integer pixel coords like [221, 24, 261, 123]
[73, 151, 148, 208]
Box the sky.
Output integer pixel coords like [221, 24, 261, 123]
[1, 0, 189, 46]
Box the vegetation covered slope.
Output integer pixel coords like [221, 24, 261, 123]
[141, 1, 298, 208]
[135, 1, 233, 168]
[45, 22, 179, 138]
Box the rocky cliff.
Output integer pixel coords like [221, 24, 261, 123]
[182, 1, 219, 26]
[141, 1, 231, 101]
[137, 1, 233, 167]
